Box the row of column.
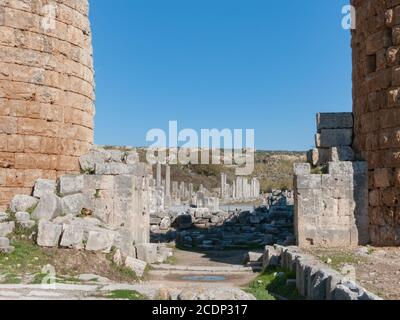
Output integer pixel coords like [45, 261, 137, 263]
[220, 173, 260, 201]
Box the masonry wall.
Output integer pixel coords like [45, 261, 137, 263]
[294, 162, 368, 247]
[0, 0, 95, 208]
[352, 0, 400, 245]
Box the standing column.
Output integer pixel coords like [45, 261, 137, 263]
[165, 164, 171, 196]
[156, 162, 162, 188]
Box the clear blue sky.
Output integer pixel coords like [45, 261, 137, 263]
[90, 0, 352, 151]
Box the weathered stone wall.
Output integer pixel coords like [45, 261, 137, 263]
[295, 113, 369, 247]
[294, 162, 368, 247]
[0, 0, 95, 209]
[351, 0, 400, 245]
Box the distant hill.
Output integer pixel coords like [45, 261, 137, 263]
[136, 148, 307, 192]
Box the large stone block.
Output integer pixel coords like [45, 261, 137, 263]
[307, 148, 330, 166]
[317, 113, 353, 131]
[37, 221, 62, 247]
[135, 243, 158, 264]
[60, 223, 84, 249]
[0, 221, 15, 237]
[124, 256, 147, 277]
[86, 230, 115, 253]
[31, 194, 62, 221]
[61, 193, 87, 216]
[316, 129, 353, 148]
[295, 174, 322, 189]
[330, 147, 355, 162]
[59, 175, 84, 195]
[33, 179, 56, 198]
[10, 195, 38, 213]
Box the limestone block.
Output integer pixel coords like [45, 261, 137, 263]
[86, 230, 115, 253]
[307, 148, 330, 166]
[262, 245, 280, 269]
[160, 217, 171, 230]
[37, 221, 62, 247]
[59, 175, 84, 195]
[332, 281, 362, 300]
[157, 245, 173, 263]
[10, 195, 38, 213]
[0, 237, 10, 247]
[309, 268, 330, 300]
[0, 221, 14, 237]
[83, 175, 114, 190]
[95, 163, 130, 175]
[316, 129, 353, 148]
[60, 223, 84, 249]
[79, 148, 111, 172]
[15, 211, 30, 222]
[295, 175, 322, 189]
[61, 193, 87, 216]
[125, 151, 139, 165]
[328, 161, 354, 175]
[0, 212, 8, 222]
[124, 256, 147, 277]
[330, 147, 355, 162]
[293, 163, 311, 175]
[135, 243, 158, 264]
[108, 150, 124, 162]
[326, 271, 343, 300]
[113, 228, 137, 257]
[31, 194, 62, 221]
[244, 252, 263, 264]
[0, 245, 14, 254]
[33, 179, 56, 198]
[317, 113, 353, 131]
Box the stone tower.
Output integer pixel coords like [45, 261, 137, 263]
[0, 0, 95, 208]
[352, 0, 400, 245]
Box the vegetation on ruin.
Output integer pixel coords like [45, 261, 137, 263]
[106, 289, 148, 300]
[245, 267, 303, 300]
[308, 249, 365, 272]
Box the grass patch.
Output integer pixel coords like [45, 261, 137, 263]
[313, 250, 363, 271]
[2, 273, 22, 284]
[0, 240, 48, 275]
[106, 290, 147, 300]
[311, 165, 328, 175]
[165, 255, 177, 265]
[245, 267, 303, 300]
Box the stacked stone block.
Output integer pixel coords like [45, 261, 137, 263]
[351, 0, 400, 245]
[262, 245, 381, 300]
[295, 113, 369, 247]
[0, 0, 95, 209]
[307, 113, 355, 166]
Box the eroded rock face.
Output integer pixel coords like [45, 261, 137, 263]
[0, 0, 95, 209]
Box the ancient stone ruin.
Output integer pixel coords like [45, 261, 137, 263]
[351, 0, 400, 245]
[295, 113, 369, 247]
[0, 0, 95, 209]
